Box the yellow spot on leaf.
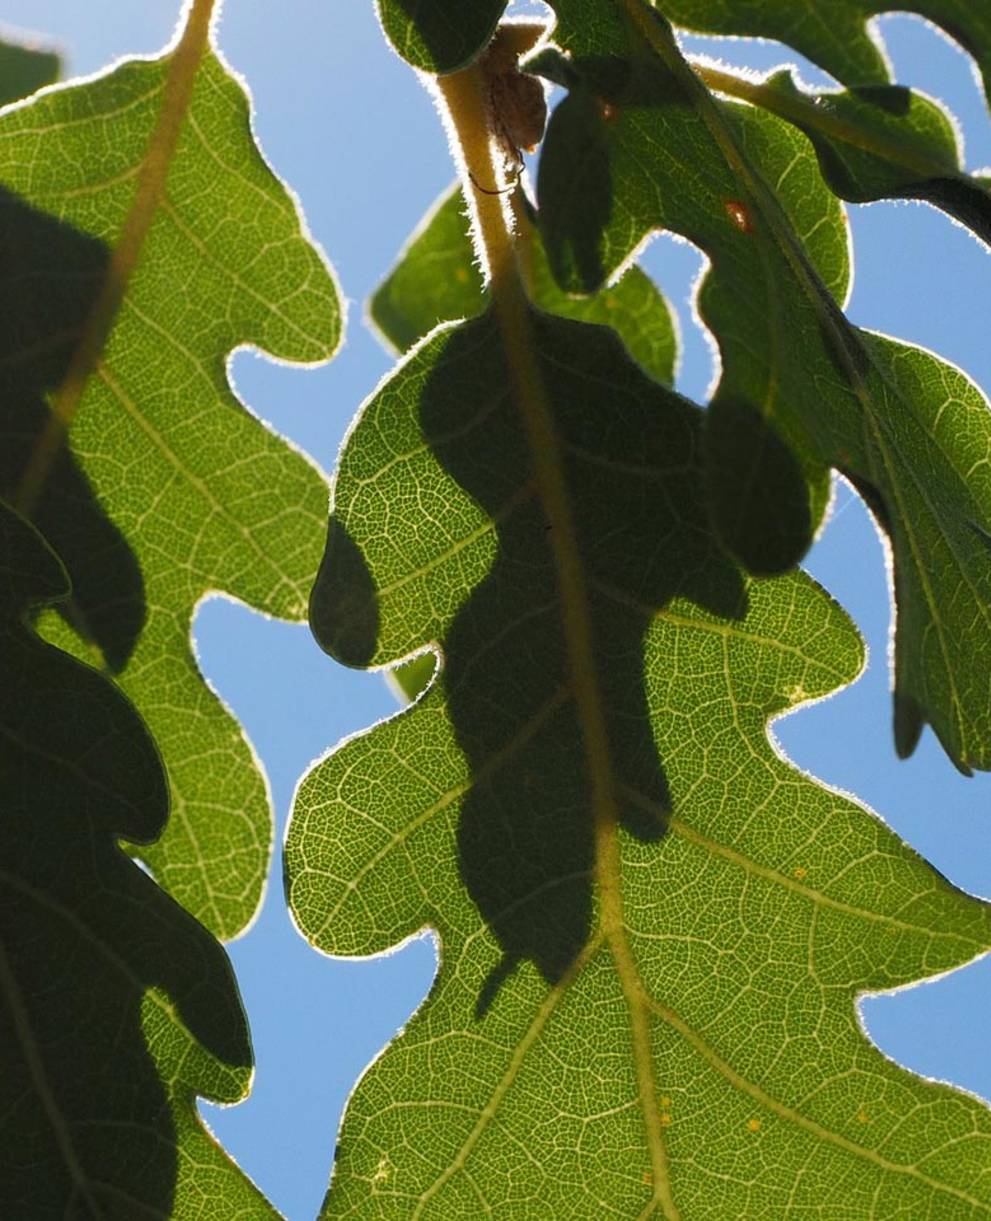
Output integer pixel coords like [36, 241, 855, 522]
[642, 1170, 653, 1185]
[455, 267, 470, 284]
[660, 1096, 672, 1108]
[747, 1117, 761, 1133]
[793, 866, 807, 880]
[857, 1110, 870, 1124]
[660, 1112, 672, 1127]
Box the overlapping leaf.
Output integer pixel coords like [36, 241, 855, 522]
[371, 182, 678, 384]
[0, 34, 59, 107]
[661, 0, 991, 105]
[287, 307, 991, 1217]
[534, 0, 991, 771]
[0, 499, 275, 1219]
[698, 67, 991, 246]
[0, 36, 341, 936]
[375, 0, 505, 72]
[374, 177, 677, 706]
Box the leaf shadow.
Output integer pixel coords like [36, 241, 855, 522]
[0, 502, 250, 1215]
[537, 43, 841, 576]
[0, 184, 145, 672]
[416, 309, 746, 1015]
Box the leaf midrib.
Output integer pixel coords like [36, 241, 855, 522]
[16, 0, 217, 519]
[644, 989, 991, 1213]
[490, 294, 680, 1219]
[436, 52, 681, 1219]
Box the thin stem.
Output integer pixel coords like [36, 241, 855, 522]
[436, 67, 521, 295]
[16, 0, 218, 516]
[437, 54, 681, 1221]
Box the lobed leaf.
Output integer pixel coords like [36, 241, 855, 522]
[287, 307, 991, 1217]
[536, 0, 991, 770]
[371, 182, 678, 386]
[0, 35, 341, 936]
[659, 0, 991, 107]
[0, 499, 276, 1219]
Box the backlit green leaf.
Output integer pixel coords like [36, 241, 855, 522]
[287, 307, 991, 1217]
[371, 182, 678, 385]
[376, 0, 505, 73]
[699, 66, 991, 248]
[660, 0, 991, 106]
[536, 0, 991, 770]
[0, 499, 275, 1219]
[0, 36, 341, 936]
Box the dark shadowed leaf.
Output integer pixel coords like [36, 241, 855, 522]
[0, 34, 59, 106]
[0, 500, 275, 1219]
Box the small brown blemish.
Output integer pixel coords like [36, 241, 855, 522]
[724, 199, 754, 233]
[746, 1117, 761, 1133]
[793, 866, 807, 880]
[642, 1170, 653, 1185]
[455, 267, 470, 284]
[660, 1112, 673, 1127]
[597, 97, 619, 122]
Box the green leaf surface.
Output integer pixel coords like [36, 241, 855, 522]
[389, 649, 439, 704]
[287, 307, 991, 1218]
[0, 38, 341, 937]
[375, 0, 506, 72]
[536, 0, 991, 770]
[0, 34, 59, 107]
[660, 0, 991, 105]
[371, 182, 678, 385]
[0, 499, 275, 1219]
[701, 67, 991, 247]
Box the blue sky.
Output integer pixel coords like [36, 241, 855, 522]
[6, 3, 991, 1217]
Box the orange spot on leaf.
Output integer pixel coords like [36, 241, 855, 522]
[793, 866, 807, 880]
[724, 199, 754, 233]
[747, 1117, 761, 1132]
